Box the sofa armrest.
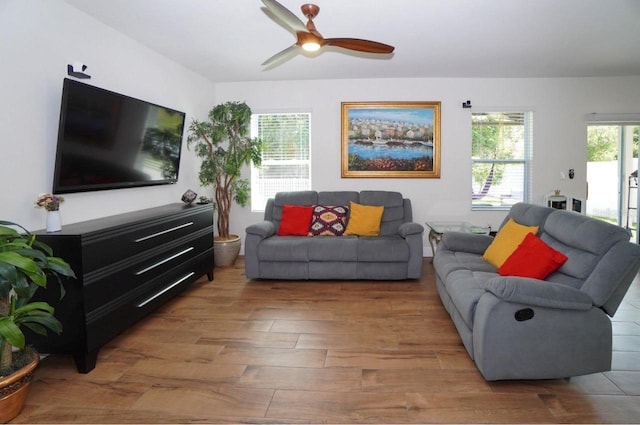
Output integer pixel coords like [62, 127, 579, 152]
[398, 222, 424, 237]
[440, 232, 493, 255]
[482, 277, 593, 311]
[245, 221, 276, 239]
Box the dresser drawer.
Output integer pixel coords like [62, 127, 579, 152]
[84, 252, 212, 351]
[81, 207, 212, 272]
[83, 229, 212, 312]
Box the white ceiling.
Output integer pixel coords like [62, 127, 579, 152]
[63, 0, 640, 83]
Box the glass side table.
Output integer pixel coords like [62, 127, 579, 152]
[425, 221, 490, 258]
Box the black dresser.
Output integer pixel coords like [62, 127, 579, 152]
[31, 203, 214, 373]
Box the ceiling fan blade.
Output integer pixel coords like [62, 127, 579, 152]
[262, 0, 309, 34]
[323, 38, 395, 54]
[262, 44, 300, 67]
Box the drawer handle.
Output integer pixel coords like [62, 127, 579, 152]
[135, 247, 195, 275]
[137, 272, 195, 308]
[134, 222, 194, 243]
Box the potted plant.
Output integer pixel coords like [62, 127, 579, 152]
[187, 101, 262, 267]
[0, 221, 75, 422]
[34, 193, 64, 233]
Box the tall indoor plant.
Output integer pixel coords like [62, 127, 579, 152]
[187, 101, 262, 266]
[0, 221, 75, 422]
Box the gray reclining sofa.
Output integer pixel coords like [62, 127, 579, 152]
[245, 190, 424, 280]
[434, 202, 640, 380]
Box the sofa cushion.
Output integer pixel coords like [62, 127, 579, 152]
[277, 205, 314, 236]
[539, 210, 632, 284]
[434, 249, 497, 280]
[317, 191, 359, 207]
[499, 202, 555, 231]
[444, 269, 496, 328]
[358, 235, 409, 262]
[345, 202, 384, 236]
[272, 191, 318, 231]
[359, 191, 405, 235]
[482, 218, 539, 267]
[544, 210, 631, 255]
[308, 235, 358, 261]
[308, 205, 349, 236]
[498, 233, 568, 279]
[257, 236, 309, 261]
[274, 191, 318, 207]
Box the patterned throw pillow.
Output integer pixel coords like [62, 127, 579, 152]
[308, 205, 349, 236]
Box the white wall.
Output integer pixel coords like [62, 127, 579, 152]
[215, 76, 640, 254]
[0, 0, 214, 231]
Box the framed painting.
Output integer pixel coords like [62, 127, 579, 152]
[341, 101, 441, 178]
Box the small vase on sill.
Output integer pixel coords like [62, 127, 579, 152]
[46, 210, 62, 233]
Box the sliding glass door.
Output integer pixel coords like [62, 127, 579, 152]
[586, 124, 639, 242]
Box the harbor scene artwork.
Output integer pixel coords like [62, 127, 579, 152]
[341, 101, 441, 178]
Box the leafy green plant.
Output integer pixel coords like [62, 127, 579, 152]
[0, 221, 75, 373]
[187, 101, 262, 239]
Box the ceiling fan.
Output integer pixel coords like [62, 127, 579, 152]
[261, 0, 395, 67]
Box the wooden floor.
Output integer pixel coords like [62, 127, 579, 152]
[12, 258, 640, 423]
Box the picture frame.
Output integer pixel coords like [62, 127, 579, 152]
[341, 101, 441, 178]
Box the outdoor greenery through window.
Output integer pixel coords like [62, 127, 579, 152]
[251, 113, 311, 211]
[471, 111, 532, 210]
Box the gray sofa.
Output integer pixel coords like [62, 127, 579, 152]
[245, 190, 424, 280]
[434, 202, 640, 380]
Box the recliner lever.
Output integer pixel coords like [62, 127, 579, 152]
[515, 308, 535, 321]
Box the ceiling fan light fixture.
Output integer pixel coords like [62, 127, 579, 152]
[261, 0, 395, 67]
[301, 41, 321, 52]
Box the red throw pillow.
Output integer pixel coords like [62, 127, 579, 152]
[498, 233, 568, 279]
[277, 205, 314, 236]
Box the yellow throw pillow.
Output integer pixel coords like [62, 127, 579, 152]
[482, 218, 539, 267]
[344, 202, 384, 236]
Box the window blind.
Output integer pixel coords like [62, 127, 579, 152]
[471, 111, 533, 210]
[251, 113, 312, 210]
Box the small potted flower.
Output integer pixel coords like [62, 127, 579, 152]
[35, 193, 64, 233]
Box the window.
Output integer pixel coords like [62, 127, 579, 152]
[251, 113, 311, 211]
[471, 111, 532, 210]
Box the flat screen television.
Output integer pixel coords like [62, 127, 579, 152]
[53, 78, 186, 194]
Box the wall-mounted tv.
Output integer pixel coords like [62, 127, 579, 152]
[53, 78, 186, 194]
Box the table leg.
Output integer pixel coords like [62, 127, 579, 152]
[428, 229, 443, 262]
